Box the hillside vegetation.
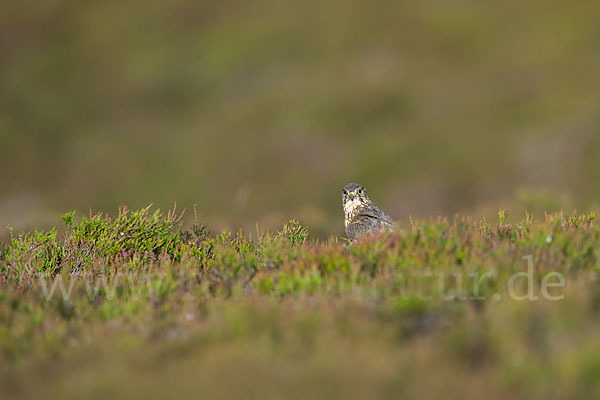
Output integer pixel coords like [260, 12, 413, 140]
[2, 206, 600, 399]
[2, 0, 600, 236]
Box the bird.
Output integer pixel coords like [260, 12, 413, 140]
[342, 183, 394, 242]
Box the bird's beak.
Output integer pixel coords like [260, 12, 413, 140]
[348, 192, 356, 200]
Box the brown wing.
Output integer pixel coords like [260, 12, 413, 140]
[346, 204, 394, 241]
[357, 205, 394, 230]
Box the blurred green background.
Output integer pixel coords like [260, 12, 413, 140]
[1, 0, 599, 238]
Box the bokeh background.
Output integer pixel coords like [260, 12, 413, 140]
[2, 0, 599, 239]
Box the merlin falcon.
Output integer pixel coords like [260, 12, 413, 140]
[342, 183, 394, 242]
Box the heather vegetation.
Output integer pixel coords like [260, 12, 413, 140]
[2, 0, 600, 237]
[2, 207, 600, 398]
[2, 0, 600, 398]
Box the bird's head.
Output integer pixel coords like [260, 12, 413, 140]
[342, 183, 370, 212]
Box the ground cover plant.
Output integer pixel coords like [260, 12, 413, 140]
[2, 206, 600, 399]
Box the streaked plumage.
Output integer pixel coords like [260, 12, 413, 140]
[342, 183, 394, 242]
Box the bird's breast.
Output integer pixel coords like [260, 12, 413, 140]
[343, 199, 368, 227]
